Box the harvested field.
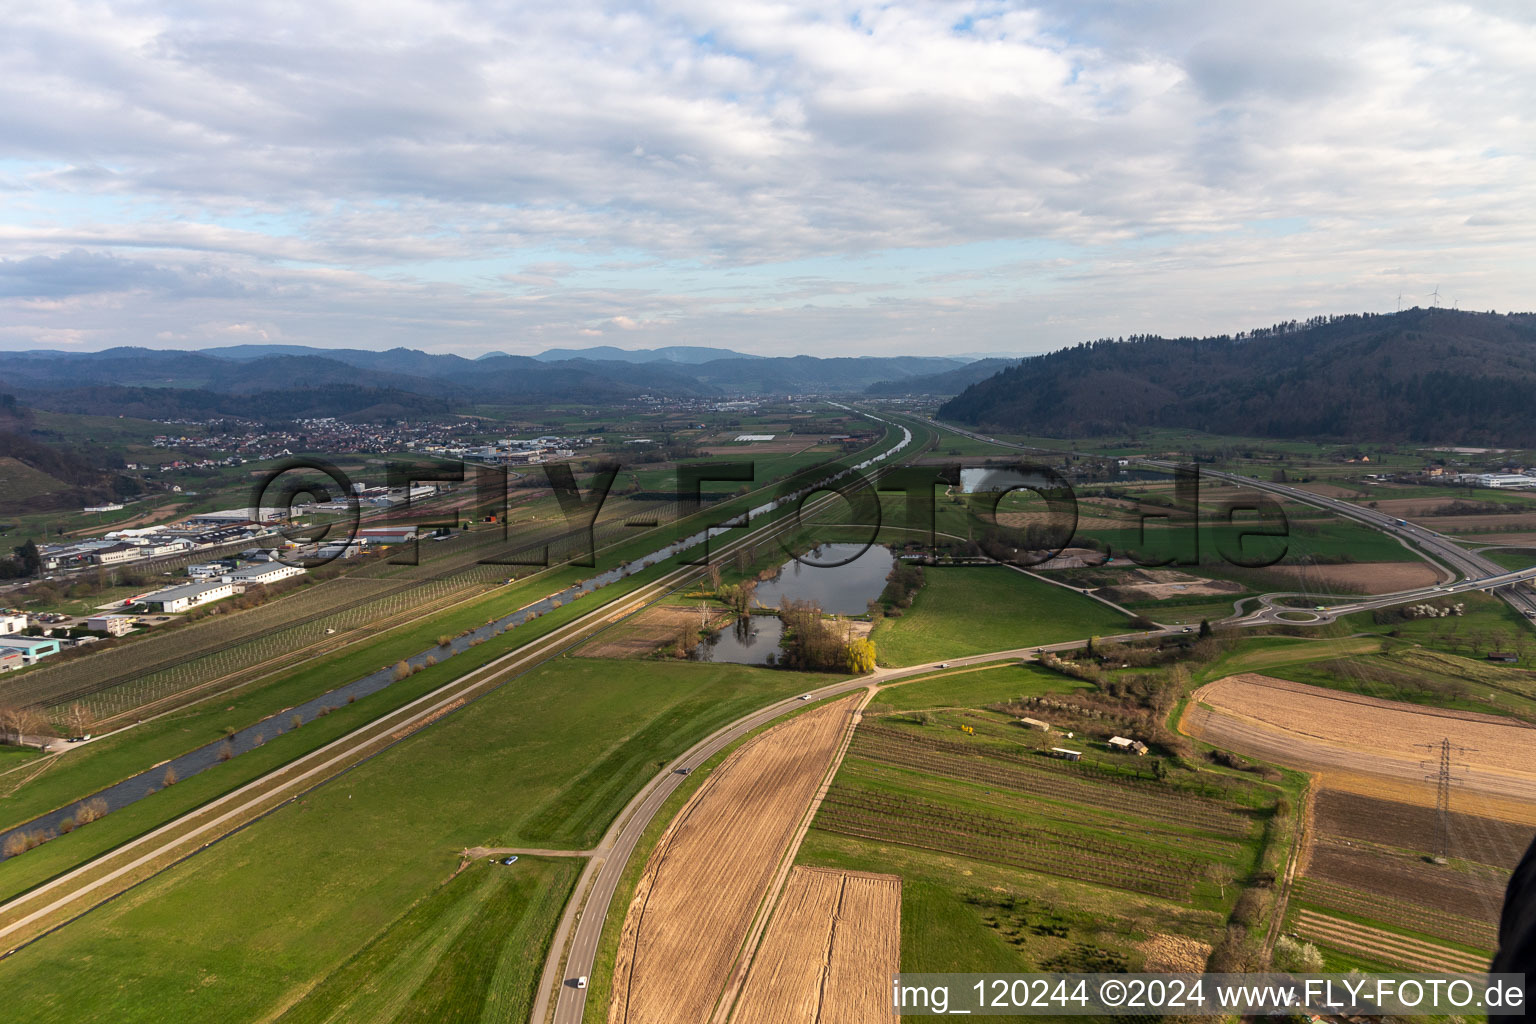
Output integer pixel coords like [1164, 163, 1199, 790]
[1295, 482, 1367, 499]
[579, 603, 732, 659]
[1183, 674, 1536, 803]
[730, 867, 900, 1024]
[1294, 877, 1498, 951]
[1307, 841, 1510, 921]
[1256, 561, 1440, 594]
[1471, 532, 1536, 547]
[1314, 790, 1533, 872]
[1293, 909, 1488, 972]
[1416, 513, 1536, 534]
[609, 695, 862, 1024]
[1135, 933, 1212, 972]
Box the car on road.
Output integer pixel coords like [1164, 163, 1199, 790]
[675, 766, 691, 775]
[937, 662, 948, 668]
[1180, 626, 1192, 633]
[576, 976, 588, 989]
[798, 694, 812, 700]
[501, 855, 518, 865]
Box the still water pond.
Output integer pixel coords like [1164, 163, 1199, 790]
[750, 543, 894, 616]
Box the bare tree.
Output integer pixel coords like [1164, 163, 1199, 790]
[64, 702, 96, 739]
[162, 765, 179, 787]
[1206, 862, 1238, 899]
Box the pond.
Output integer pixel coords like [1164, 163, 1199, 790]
[751, 542, 894, 616]
[691, 614, 784, 666]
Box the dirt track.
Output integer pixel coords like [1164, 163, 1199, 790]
[608, 695, 863, 1024]
[1183, 674, 1536, 812]
[730, 867, 900, 1024]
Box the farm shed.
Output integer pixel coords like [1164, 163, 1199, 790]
[1016, 717, 1051, 732]
[1486, 652, 1519, 663]
[1107, 735, 1149, 755]
[1048, 747, 1082, 761]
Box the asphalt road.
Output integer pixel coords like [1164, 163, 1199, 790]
[923, 416, 1536, 620]
[534, 632, 1167, 1024]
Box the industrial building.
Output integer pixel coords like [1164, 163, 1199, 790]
[224, 564, 307, 586]
[357, 527, 418, 545]
[86, 615, 137, 636]
[0, 637, 62, 665]
[144, 581, 235, 614]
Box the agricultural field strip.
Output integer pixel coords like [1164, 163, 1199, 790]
[1188, 674, 1536, 789]
[812, 791, 1197, 901]
[82, 575, 492, 723]
[707, 688, 875, 1024]
[607, 696, 862, 1024]
[0, 561, 723, 948]
[729, 867, 900, 1024]
[852, 726, 1253, 834]
[1293, 910, 1489, 972]
[74, 575, 495, 723]
[1293, 878, 1497, 950]
[834, 757, 1244, 859]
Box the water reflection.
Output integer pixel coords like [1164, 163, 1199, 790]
[752, 543, 894, 615]
[692, 614, 784, 665]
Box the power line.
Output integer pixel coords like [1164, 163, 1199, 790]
[1419, 737, 1477, 863]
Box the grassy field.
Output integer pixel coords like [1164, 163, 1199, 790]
[0, 658, 828, 1022]
[275, 856, 579, 1024]
[1479, 547, 1536, 571]
[870, 567, 1127, 667]
[1340, 588, 1535, 656]
[874, 661, 1093, 712]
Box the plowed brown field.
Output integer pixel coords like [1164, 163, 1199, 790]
[1257, 561, 1440, 594]
[729, 867, 900, 1024]
[609, 695, 863, 1024]
[1183, 674, 1536, 806]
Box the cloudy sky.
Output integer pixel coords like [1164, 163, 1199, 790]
[1, 0, 1532, 357]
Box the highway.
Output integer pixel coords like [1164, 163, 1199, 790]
[925, 416, 1536, 621]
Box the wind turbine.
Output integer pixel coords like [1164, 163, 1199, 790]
[1396, 291, 1403, 312]
[1428, 285, 1442, 309]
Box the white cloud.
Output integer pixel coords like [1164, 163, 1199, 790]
[0, 0, 1530, 355]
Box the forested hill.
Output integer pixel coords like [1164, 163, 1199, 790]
[938, 309, 1536, 444]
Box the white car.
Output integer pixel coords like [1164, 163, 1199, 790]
[798, 694, 812, 701]
[937, 662, 948, 668]
[576, 976, 588, 989]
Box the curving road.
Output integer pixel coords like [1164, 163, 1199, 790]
[533, 631, 1171, 1024]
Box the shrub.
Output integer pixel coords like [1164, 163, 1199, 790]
[162, 765, 179, 787]
[1272, 936, 1324, 973]
[290, 713, 303, 730]
[74, 797, 108, 824]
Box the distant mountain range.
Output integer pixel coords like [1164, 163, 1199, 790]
[1, 344, 973, 420]
[529, 344, 759, 364]
[863, 357, 1022, 396]
[939, 309, 1536, 445]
